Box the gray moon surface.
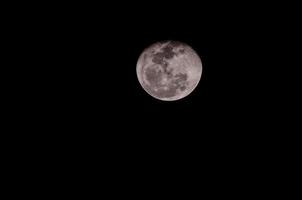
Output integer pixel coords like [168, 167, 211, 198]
[136, 41, 203, 101]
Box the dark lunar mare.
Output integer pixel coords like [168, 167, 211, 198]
[171, 72, 188, 91]
[151, 43, 176, 73]
[144, 67, 162, 87]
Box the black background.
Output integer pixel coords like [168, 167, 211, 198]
[6, 1, 298, 193]
[29, 3, 281, 139]
[16, 2, 285, 156]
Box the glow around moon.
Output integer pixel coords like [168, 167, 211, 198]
[136, 41, 202, 101]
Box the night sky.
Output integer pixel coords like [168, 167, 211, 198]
[13, 1, 293, 183]
[6, 1, 296, 194]
[31, 2, 283, 147]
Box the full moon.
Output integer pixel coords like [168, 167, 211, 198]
[136, 41, 203, 101]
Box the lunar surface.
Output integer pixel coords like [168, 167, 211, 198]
[136, 41, 203, 101]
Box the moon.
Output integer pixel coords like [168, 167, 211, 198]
[136, 41, 203, 101]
